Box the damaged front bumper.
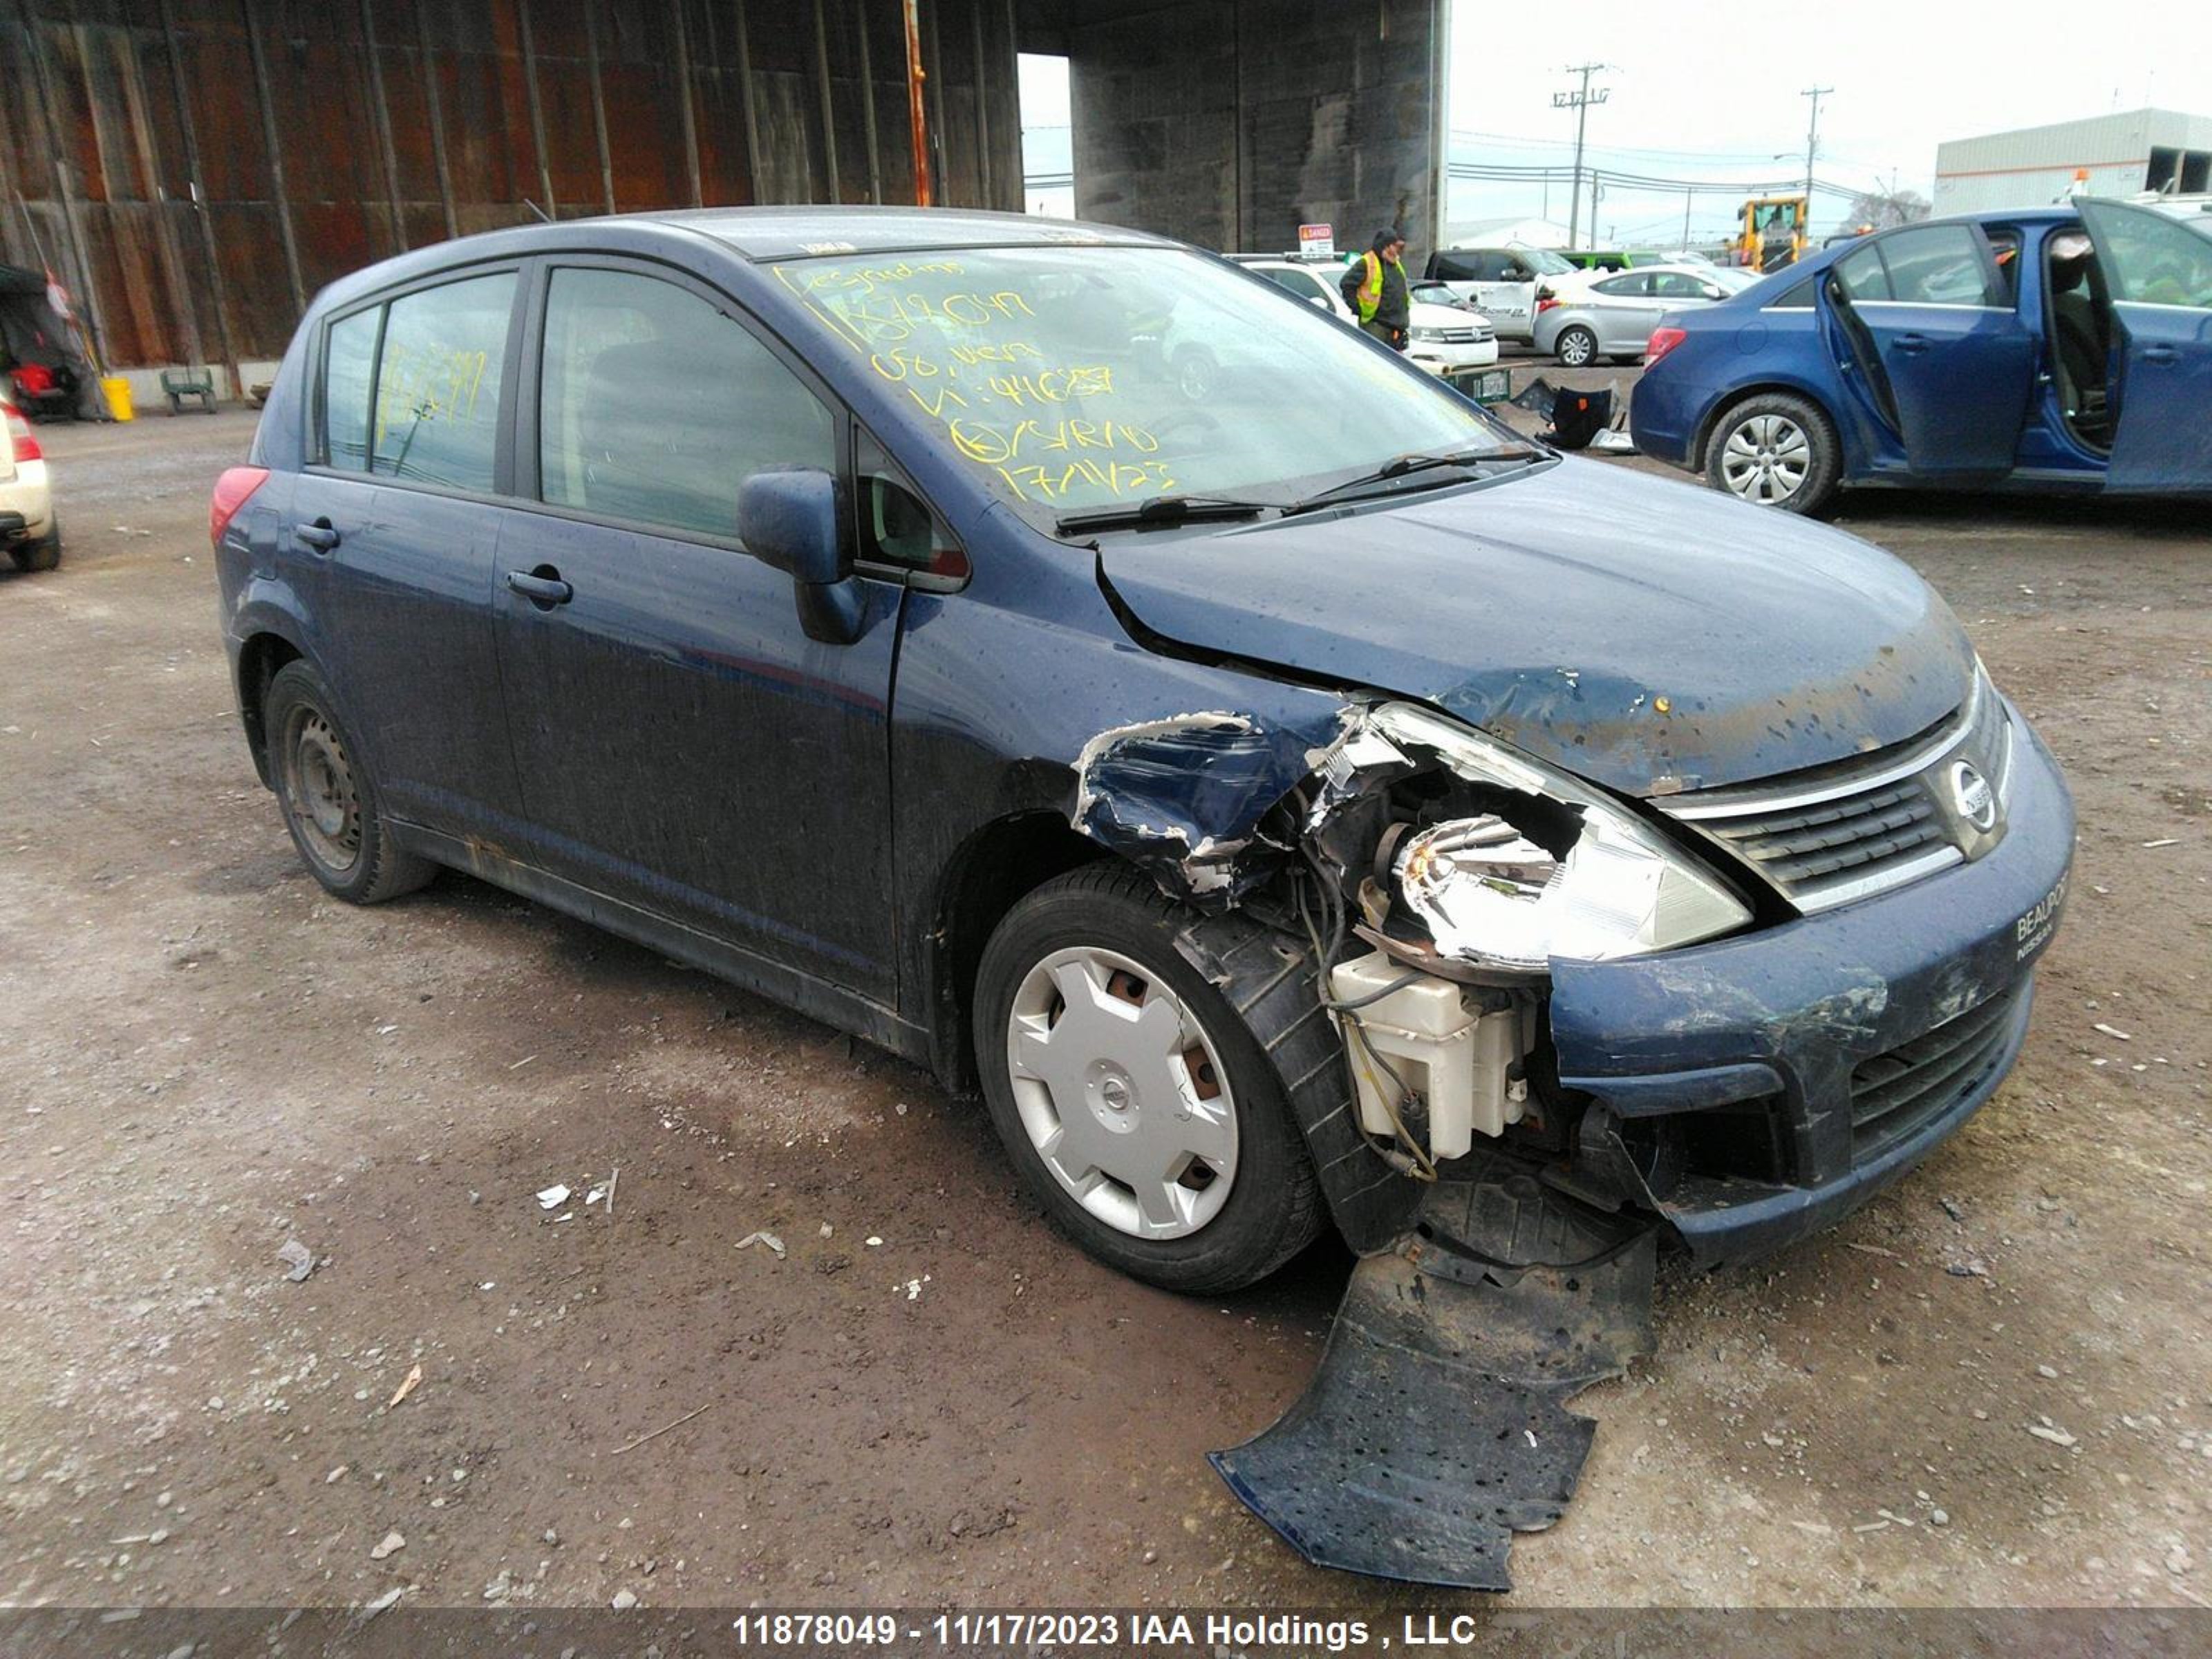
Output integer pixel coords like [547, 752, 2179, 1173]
[1549, 715, 2074, 1267]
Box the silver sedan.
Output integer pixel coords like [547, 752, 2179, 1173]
[1533, 263, 1747, 366]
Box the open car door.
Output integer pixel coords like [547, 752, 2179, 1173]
[2075, 198, 2212, 493]
[1816, 223, 2040, 477]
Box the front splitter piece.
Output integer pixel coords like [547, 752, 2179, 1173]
[1209, 1165, 1658, 1590]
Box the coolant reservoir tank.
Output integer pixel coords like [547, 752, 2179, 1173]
[1329, 950, 1527, 1160]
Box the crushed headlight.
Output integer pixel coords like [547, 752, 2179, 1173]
[1367, 704, 1752, 973]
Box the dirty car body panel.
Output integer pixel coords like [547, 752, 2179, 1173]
[218, 203, 2072, 1290]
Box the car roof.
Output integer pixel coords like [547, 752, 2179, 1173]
[303, 206, 1177, 314]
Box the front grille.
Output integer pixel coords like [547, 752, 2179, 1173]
[1658, 668, 2013, 912]
[1849, 988, 2022, 1160]
[1431, 326, 1481, 343]
[1693, 777, 1950, 892]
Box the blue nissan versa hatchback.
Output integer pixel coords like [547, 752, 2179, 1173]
[1632, 198, 2212, 514]
[212, 208, 2074, 1293]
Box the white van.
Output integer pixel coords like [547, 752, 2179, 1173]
[1422, 244, 1580, 342]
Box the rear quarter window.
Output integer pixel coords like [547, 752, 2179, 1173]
[322, 309, 378, 470]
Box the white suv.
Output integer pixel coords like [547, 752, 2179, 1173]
[0, 401, 58, 572]
[1232, 256, 1500, 374]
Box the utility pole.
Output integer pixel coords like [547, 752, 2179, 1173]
[1801, 85, 1832, 215]
[1553, 62, 1610, 250]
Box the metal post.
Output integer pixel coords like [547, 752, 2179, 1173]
[583, 0, 617, 213]
[854, 0, 882, 203]
[924, 0, 944, 202]
[515, 1, 556, 218]
[416, 0, 459, 238]
[241, 0, 306, 312]
[969, 0, 990, 209]
[812, 0, 839, 201]
[672, 0, 703, 207]
[359, 0, 409, 251]
[902, 0, 932, 206]
[159, 0, 241, 395]
[729, 0, 765, 204]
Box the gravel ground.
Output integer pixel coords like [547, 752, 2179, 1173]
[1, 397, 2206, 1615]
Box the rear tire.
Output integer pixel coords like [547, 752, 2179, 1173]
[1704, 391, 1842, 518]
[973, 864, 1324, 1294]
[263, 659, 435, 904]
[10, 514, 60, 572]
[1555, 326, 1597, 367]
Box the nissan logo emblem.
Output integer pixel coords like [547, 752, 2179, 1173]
[1949, 761, 1997, 830]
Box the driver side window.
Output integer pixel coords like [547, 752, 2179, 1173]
[2088, 209, 2212, 308]
[538, 266, 834, 542]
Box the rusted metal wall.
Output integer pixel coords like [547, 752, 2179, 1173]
[1, 0, 1023, 376]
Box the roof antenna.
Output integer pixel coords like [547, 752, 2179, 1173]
[522, 198, 552, 224]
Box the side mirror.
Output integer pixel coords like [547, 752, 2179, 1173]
[738, 467, 865, 644]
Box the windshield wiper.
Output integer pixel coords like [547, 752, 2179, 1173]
[1054, 494, 1276, 536]
[1282, 446, 1545, 517]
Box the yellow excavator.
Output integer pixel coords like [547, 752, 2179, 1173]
[1737, 195, 1808, 273]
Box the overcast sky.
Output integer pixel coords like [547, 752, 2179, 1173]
[1021, 1, 2211, 243]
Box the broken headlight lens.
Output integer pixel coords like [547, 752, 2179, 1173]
[1369, 704, 1752, 973]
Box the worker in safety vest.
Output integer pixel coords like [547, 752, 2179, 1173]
[1339, 227, 1411, 350]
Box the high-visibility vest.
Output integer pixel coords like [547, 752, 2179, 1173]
[1353, 251, 1403, 323]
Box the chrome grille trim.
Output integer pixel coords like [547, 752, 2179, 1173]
[1657, 669, 2013, 914]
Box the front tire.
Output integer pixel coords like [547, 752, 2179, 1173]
[1554, 326, 1597, 367]
[263, 659, 435, 904]
[973, 865, 1324, 1293]
[1705, 392, 1842, 517]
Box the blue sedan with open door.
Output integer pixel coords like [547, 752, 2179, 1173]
[1631, 198, 2212, 514]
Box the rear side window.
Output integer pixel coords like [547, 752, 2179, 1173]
[369, 272, 516, 491]
[1877, 225, 2000, 306]
[538, 267, 835, 541]
[323, 308, 378, 470]
[1835, 243, 1892, 302]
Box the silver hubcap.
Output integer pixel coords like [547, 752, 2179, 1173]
[1721, 413, 1811, 504]
[1560, 331, 1593, 364]
[1006, 946, 1238, 1240]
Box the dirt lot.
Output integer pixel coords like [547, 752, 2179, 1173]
[1, 397, 2206, 1617]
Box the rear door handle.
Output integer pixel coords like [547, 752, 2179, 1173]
[2141, 344, 2180, 365]
[505, 566, 573, 607]
[294, 519, 340, 552]
[1893, 333, 1930, 355]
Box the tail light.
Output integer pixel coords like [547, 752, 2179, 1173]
[6, 405, 37, 464]
[1535, 288, 1560, 315]
[1645, 326, 1688, 367]
[209, 465, 271, 549]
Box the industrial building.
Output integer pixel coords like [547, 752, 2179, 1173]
[1934, 107, 2212, 215]
[3, 0, 1450, 400]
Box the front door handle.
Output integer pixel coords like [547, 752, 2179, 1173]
[2141, 344, 2180, 365]
[294, 518, 340, 553]
[505, 565, 573, 608]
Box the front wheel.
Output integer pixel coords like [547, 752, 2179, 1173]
[1554, 326, 1597, 367]
[973, 865, 1324, 1293]
[1705, 392, 1842, 516]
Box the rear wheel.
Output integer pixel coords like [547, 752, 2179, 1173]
[264, 659, 434, 904]
[973, 865, 1324, 1293]
[1705, 392, 1842, 517]
[1554, 326, 1597, 367]
[9, 514, 60, 572]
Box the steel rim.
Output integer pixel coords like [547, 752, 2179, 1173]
[1558, 329, 1595, 366]
[283, 706, 362, 875]
[1005, 946, 1239, 1240]
[1719, 413, 1812, 504]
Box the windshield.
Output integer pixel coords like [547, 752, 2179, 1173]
[769, 246, 1516, 522]
[1517, 247, 1575, 275]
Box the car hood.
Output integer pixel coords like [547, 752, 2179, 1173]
[1096, 458, 1977, 796]
[1409, 299, 1488, 328]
